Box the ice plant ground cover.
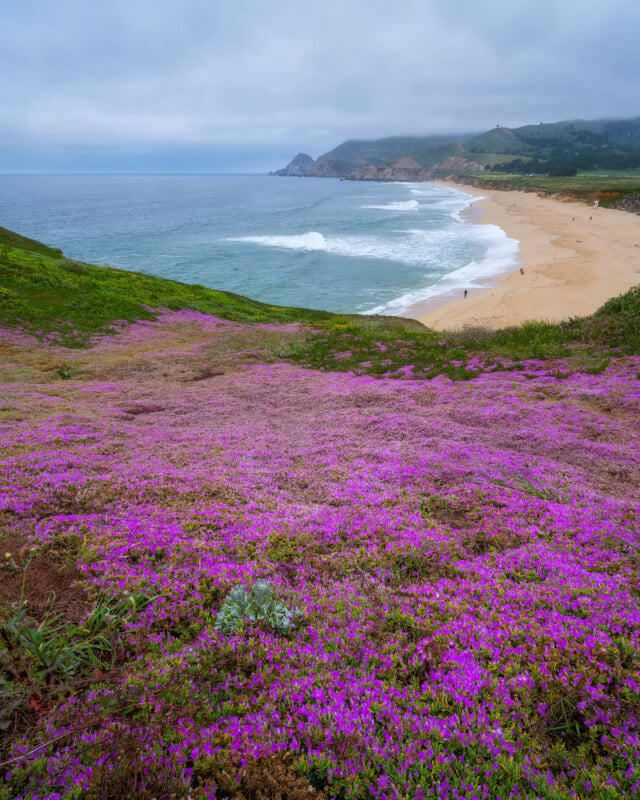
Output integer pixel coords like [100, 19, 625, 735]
[1, 309, 639, 800]
[0, 228, 640, 799]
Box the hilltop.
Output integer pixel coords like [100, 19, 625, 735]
[1, 228, 640, 799]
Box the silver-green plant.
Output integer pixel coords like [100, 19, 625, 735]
[214, 580, 297, 635]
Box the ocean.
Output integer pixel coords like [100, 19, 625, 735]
[0, 174, 518, 316]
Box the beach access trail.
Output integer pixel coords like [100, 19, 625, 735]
[413, 182, 640, 331]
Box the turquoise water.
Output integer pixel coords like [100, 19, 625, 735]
[0, 174, 518, 314]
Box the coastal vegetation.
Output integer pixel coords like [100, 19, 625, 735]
[1, 229, 640, 799]
[453, 173, 640, 211]
[284, 285, 640, 381]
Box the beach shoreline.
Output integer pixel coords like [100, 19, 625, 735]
[407, 181, 640, 331]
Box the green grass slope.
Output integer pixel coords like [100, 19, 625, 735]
[0, 226, 338, 347]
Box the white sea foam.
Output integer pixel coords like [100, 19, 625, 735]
[360, 200, 420, 211]
[365, 223, 520, 316]
[233, 231, 329, 251]
[407, 183, 478, 217]
[451, 195, 486, 223]
[231, 227, 463, 267]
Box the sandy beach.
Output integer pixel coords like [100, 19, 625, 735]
[410, 182, 640, 331]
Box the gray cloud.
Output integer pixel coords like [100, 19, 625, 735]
[2, 0, 639, 171]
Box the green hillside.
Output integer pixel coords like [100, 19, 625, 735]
[315, 134, 467, 168]
[464, 127, 526, 155]
[409, 141, 467, 168]
[448, 117, 640, 175]
[0, 226, 335, 347]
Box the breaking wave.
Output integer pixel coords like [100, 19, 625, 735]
[360, 200, 420, 211]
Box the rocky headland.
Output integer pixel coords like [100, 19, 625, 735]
[272, 152, 316, 176]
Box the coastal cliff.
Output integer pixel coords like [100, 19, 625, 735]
[353, 157, 428, 181]
[350, 155, 483, 182]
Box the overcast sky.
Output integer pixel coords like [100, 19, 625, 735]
[2, 0, 639, 172]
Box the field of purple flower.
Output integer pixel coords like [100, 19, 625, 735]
[1, 308, 640, 800]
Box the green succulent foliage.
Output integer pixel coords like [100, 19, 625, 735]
[215, 580, 298, 635]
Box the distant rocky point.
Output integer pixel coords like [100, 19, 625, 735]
[272, 153, 315, 176]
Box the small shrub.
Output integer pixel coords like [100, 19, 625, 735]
[584, 358, 610, 375]
[60, 259, 87, 275]
[215, 580, 298, 635]
[56, 363, 74, 379]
